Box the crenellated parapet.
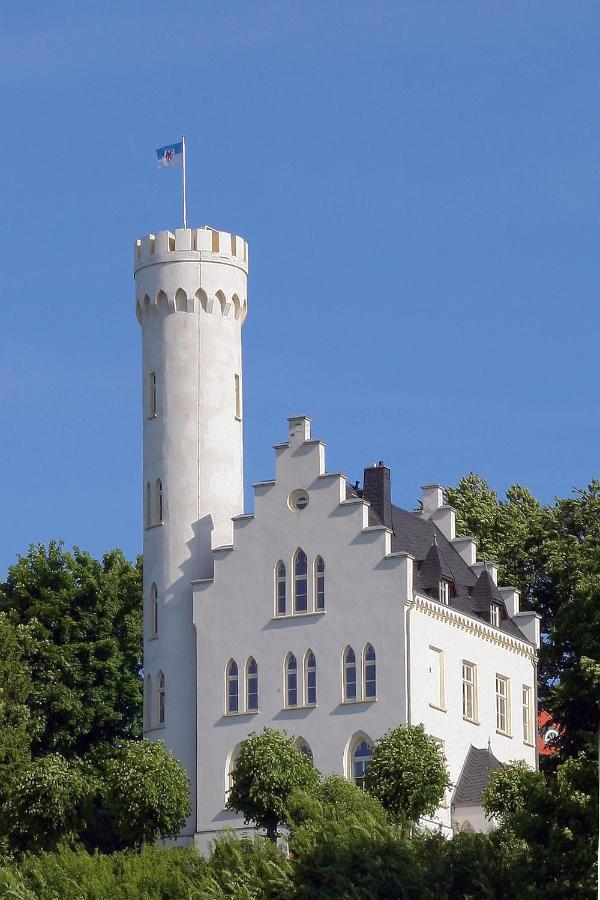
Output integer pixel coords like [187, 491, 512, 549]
[134, 226, 248, 325]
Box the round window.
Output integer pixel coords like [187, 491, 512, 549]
[288, 489, 309, 511]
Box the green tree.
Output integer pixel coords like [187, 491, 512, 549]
[364, 725, 450, 831]
[5, 753, 92, 853]
[0, 614, 33, 806]
[227, 728, 319, 841]
[101, 740, 190, 849]
[0, 541, 143, 759]
[483, 757, 597, 898]
[445, 477, 600, 761]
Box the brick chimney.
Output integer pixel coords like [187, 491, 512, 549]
[362, 462, 393, 529]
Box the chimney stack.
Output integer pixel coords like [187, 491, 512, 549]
[363, 462, 393, 529]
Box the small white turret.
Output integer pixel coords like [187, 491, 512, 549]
[135, 226, 249, 837]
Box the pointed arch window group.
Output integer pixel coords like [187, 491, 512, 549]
[226, 657, 260, 715]
[274, 551, 326, 616]
[284, 649, 318, 708]
[144, 670, 166, 731]
[343, 644, 377, 702]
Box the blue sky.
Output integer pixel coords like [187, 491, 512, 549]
[1, 2, 598, 574]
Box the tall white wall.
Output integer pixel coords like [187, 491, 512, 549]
[134, 226, 248, 837]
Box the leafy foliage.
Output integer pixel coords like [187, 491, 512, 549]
[0, 613, 33, 810]
[364, 725, 450, 828]
[4, 754, 92, 853]
[0, 541, 143, 759]
[100, 740, 190, 849]
[226, 728, 320, 840]
[445, 476, 600, 761]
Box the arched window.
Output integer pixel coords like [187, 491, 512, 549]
[156, 479, 163, 523]
[304, 650, 317, 706]
[294, 549, 308, 613]
[296, 737, 313, 760]
[145, 482, 152, 529]
[275, 561, 287, 616]
[226, 743, 242, 799]
[226, 659, 239, 714]
[351, 737, 373, 790]
[343, 646, 357, 701]
[285, 653, 298, 707]
[144, 673, 152, 730]
[314, 556, 325, 611]
[363, 644, 377, 699]
[246, 657, 258, 712]
[157, 671, 166, 726]
[150, 583, 158, 637]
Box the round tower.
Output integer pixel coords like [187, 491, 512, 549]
[134, 226, 248, 838]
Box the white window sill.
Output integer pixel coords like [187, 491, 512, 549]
[147, 414, 158, 420]
[272, 610, 326, 621]
[342, 697, 377, 705]
[144, 724, 166, 733]
[283, 704, 317, 711]
[429, 703, 447, 713]
[145, 522, 165, 531]
[496, 729, 513, 739]
[224, 710, 259, 718]
[463, 716, 480, 726]
[148, 635, 159, 641]
[523, 740, 535, 748]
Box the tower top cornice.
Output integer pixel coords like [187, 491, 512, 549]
[134, 226, 248, 276]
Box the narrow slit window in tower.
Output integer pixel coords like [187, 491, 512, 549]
[149, 372, 157, 418]
[235, 374, 242, 420]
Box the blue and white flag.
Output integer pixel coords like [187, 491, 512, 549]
[156, 141, 183, 168]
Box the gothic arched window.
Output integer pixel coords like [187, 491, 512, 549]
[246, 657, 258, 712]
[343, 646, 357, 702]
[304, 650, 317, 706]
[150, 583, 158, 637]
[296, 737, 313, 760]
[226, 659, 239, 714]
[350, 736, 372, 790]
[314, 556, 325, 611]
[156, 479, 163, 524]
[285, 653, 298, 708]
[275, 561, 287, 616]
[363, 644, 377, 699]
[157, 671, 166, 726]
[145, 482, 152, 529]
[294, 549, 308, 613]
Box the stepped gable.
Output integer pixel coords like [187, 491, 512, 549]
[452, 745, 502, 807]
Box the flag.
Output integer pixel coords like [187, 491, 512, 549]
[156, 141, 183, 168]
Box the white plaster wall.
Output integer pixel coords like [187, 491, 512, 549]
[409, 601, 537, 831]
[135, 228, 247, 837]
[192, 427, 412, 846]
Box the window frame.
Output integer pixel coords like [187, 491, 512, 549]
[314, 556, 325, 611]
[343, 646, 358, 702]
[157, 671, 166, 727]
[462, 660, 478, 723]
[285, 652, 298, 708]
[362, 643, 377, 700]
[522, 684, 534, 745]
[304, 649, 317, 707]
[293, 549, 308, 614]
[348, 735, 373, 791]
[245, 657, 259, 713]
[296, 737, 313, 760]
[496, 674, 511, 736]
[439, 579, 450, 605]
[429, 645, 445, 711]
[275, 561, 287, 617]
[150, 583, 159, 638]
[226, 659, 239, 715]
[490, 603, 501, 627]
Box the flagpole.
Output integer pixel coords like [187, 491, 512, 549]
[182, 135, 187, 229]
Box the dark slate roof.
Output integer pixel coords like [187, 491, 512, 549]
[452, 746, 502, 807]
[419, 539, 455, 592]
[471, 568, 505, 613]
[377, 504, 528, 641]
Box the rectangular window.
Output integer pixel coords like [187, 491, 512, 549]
[462, 661, 477, 722]
[234, 373, 242, 420]
[439, 581, 450, 605]
[496, 675, 511, 735]
[522, 685, 533, 744]
[429, 646, 445, 710]
[149, 372, 157, 418]
[490, 603, 500, 627]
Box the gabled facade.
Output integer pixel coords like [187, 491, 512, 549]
[135, 225, 540, 849]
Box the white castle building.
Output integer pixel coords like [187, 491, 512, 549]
[135, 225, 540, 848]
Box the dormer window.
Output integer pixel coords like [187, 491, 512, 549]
[439, 580, 450, 605]
[490, 603, 501, 627]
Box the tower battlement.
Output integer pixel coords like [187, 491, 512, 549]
[134, 226, 248, 274]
